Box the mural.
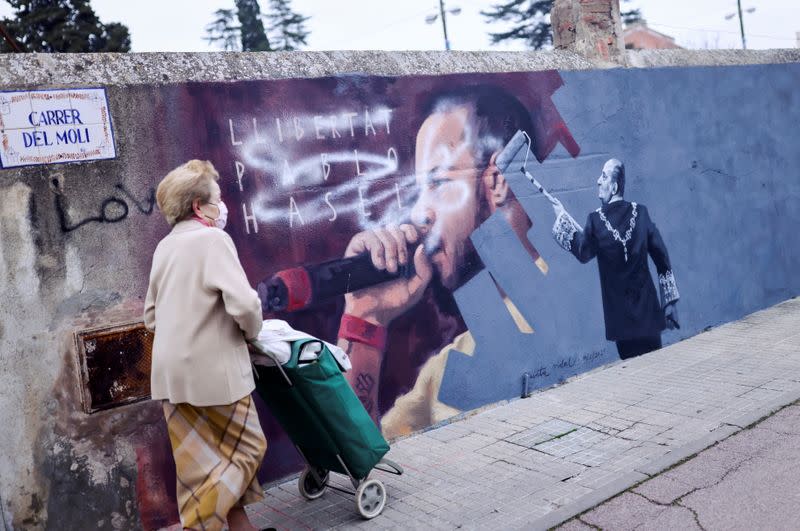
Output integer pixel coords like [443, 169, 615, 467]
[4, 60, 800, 530]
[136, 64, 800, 526]
[174, 71, 622, 481]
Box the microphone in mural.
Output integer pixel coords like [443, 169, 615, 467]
[258, 249, 417, 312]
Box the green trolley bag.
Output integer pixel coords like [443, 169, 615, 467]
[253, 338, 389, 480]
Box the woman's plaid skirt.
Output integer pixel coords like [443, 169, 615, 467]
[163, 394, 267, 531]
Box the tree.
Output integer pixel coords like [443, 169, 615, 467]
[206, 1, 271, 51]
[205, 8, 242, 51]
[482, 0, 642, 50]
[205, 0, 310, 52]
[0, 0, 130, 53]
[100, 22, 132, 52]
[235, 0, 271, 51]
[482, 0, 553, 50]
[621, 5, 643, 26]
[264, 0, 310, 51]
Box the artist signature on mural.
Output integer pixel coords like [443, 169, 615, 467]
[581, 349, 605, 364]
[552, 356, 578, 370]
[551, 349, 606, 372]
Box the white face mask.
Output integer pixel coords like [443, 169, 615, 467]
[214, 200, 228, 230]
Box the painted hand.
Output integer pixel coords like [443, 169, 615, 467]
[665, 303, 680, 330]
[343, 224, 433, 327]
[550, 196, 565, 217]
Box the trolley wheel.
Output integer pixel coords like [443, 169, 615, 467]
[355, 478, 386, 519]
[298, 467, 328, 500]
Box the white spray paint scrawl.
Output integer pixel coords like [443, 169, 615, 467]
[228, 107, 419, 233]
[227, 106, 480, 242]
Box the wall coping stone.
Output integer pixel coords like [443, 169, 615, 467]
[0, 49, 798, 88]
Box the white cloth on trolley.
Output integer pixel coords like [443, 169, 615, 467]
[249, 319, 351, 371]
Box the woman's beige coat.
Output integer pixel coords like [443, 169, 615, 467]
[144, 220, 262, 406]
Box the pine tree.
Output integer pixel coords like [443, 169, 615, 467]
[235, 0, 271, 51]
[205, 0, 271, 51]
[100, 22, 131, 52]
[621, 7, 643, 26]
[482, 0, 553, 49]
[0, 0, 130, 53]
[264, 0, 310, 51]
[205, 0, 310, 52]
[482, 0, 642, 50]
[205, 8, 242, 51]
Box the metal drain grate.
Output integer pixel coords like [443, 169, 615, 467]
[75, 321, 153, 413]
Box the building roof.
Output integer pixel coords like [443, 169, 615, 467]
[624, 22, 683, 50]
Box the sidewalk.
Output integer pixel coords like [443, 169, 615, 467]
[246, 298, 800, 530]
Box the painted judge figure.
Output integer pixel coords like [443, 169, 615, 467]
[550, 159, 680, 359]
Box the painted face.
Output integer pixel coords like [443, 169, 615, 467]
[597, 160, 618, 204]
[411, 106, 486, 290]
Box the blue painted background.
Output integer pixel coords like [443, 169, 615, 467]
[439, 63, 800, 410]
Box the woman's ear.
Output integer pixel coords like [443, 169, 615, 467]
[483, 151, 509, 209]
[191, 198, 204, 219]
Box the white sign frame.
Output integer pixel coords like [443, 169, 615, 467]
[0, 87, 116, 169]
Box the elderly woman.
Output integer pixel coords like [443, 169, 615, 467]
[144, 160, 268, 531]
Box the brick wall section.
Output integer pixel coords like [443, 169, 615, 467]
[552, 0, 626, 63]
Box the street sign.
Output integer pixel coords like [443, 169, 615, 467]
[0, 87, 116, 169]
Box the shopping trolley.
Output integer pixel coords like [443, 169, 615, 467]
[250, 337, 403, 519]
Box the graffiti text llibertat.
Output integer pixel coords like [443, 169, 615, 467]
[228, 108, 393, 146]
[226, 107, 408, 234]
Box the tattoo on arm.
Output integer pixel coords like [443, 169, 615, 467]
[339, 338, 382, 418]
[354, 372, 375, 414]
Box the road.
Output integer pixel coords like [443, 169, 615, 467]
[559, 402, 800, 530]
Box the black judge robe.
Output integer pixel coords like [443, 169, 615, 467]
[553, 200, 679, 342]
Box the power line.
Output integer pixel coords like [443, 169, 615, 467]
[329, 6, 439, 48]
[647, 21, 796, 42]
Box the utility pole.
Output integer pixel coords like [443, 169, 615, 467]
[426, 1, 460, 51]
[736, 0, 747, 49]
[439, 0, 451, 51]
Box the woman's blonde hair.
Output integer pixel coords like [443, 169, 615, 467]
[156, 160, 220, 226]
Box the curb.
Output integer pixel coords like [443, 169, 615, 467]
[524, 471, 648, 531]
[633, 425, 739, 477]
[722, 388, 800, 429]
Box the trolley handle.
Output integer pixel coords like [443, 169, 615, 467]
[247, 339, 294, 387]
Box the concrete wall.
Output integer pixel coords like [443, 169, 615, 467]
[0, 49, 798, 530]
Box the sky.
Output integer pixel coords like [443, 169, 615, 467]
[1, 0, 797, 52]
